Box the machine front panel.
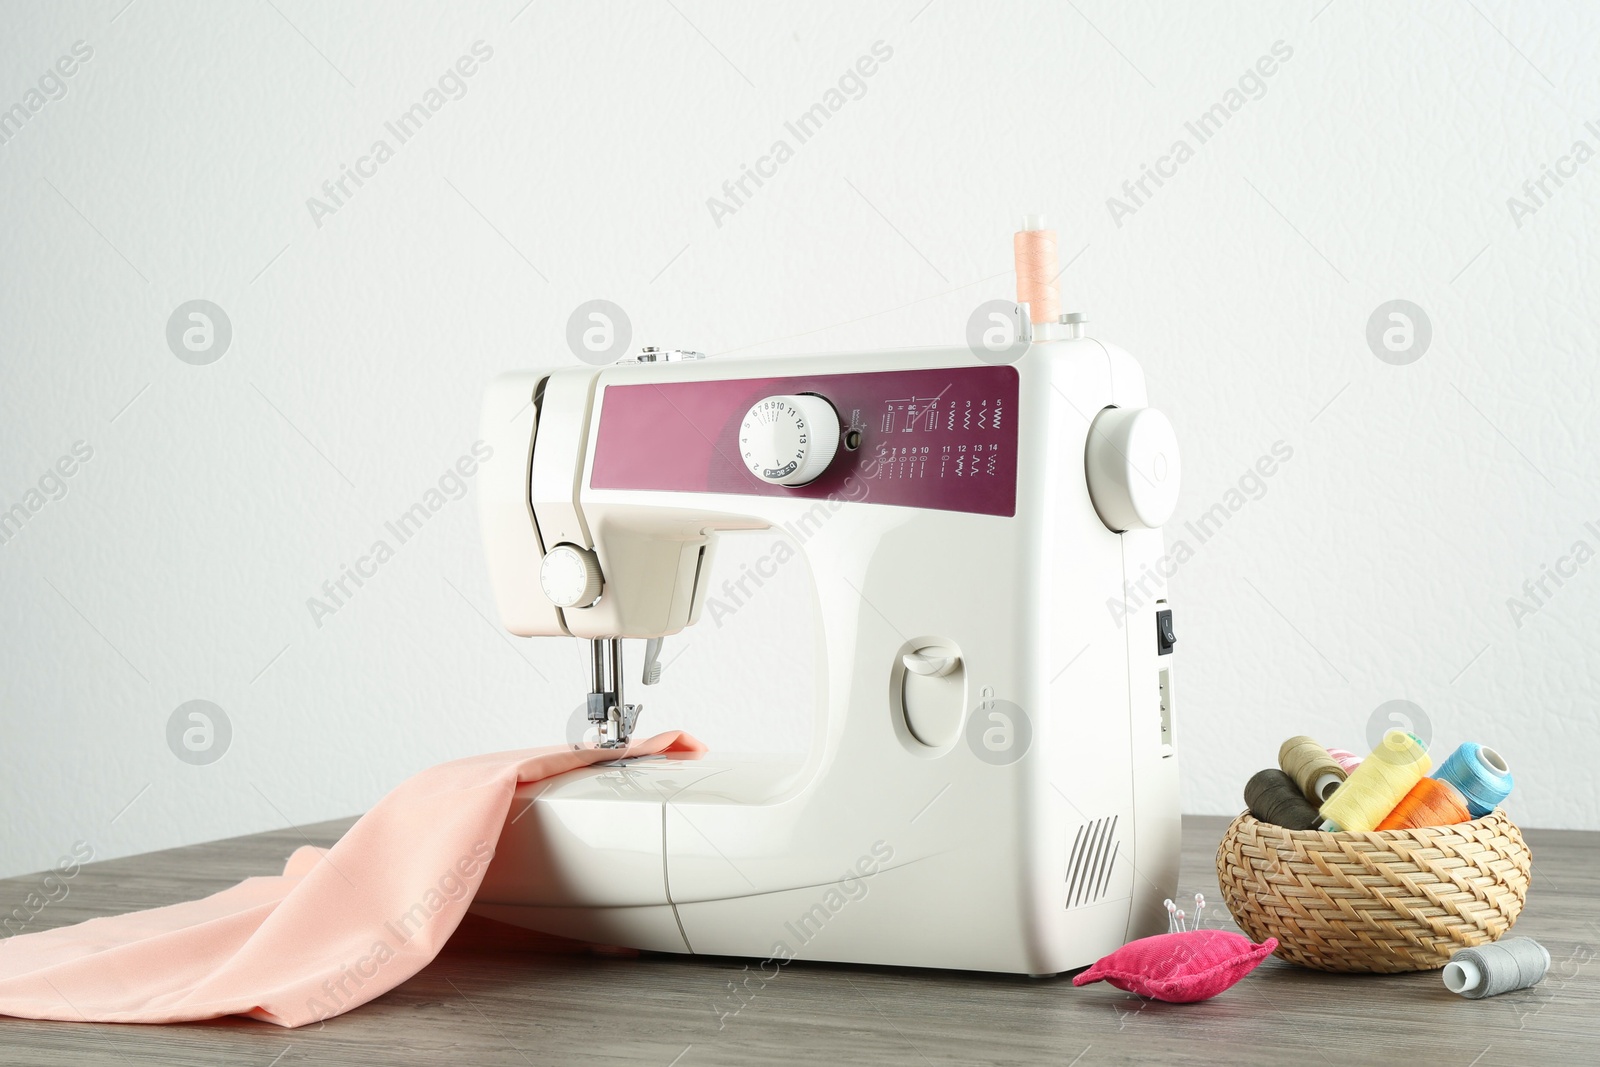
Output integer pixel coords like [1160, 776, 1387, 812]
[590, 365, 1020, 516]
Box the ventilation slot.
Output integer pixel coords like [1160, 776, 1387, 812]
[1064, 815, 1120, 909]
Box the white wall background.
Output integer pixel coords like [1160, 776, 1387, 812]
[3, 0, 1598, 880]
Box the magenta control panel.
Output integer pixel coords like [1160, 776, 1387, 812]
[589, 364, 1020, 516]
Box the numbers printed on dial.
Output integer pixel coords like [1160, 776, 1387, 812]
[741, 398, 811, 481]
[736, 392, 845, 488]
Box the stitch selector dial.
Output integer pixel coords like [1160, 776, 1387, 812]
[739, 394, 840, 487]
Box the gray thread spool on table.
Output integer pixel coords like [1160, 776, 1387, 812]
[1443, 937, 1550, 998]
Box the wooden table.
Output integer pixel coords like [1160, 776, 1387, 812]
[2, 816, 1594, 1065]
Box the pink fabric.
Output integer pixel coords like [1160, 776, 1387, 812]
[1071, 929, 1277, 1003]
[0, 732, 704, 1027]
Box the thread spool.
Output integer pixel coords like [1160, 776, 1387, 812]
[1245, 768, 1322, 830]
[1434, 742, 1514, 818]
[1318, 729, 1431, 832]
[1326, 747, 1363, 774]
[1014, 217, 1061, 325]
[1443, 938, 1550, 999]
[1374, 777, 1472, 830]
[1278, 735, 1347, 804]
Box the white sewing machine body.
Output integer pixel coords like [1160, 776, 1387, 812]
[472, 336, 1182, 977]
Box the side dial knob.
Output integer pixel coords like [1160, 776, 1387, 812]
[540, 543, 603, 608]
[739, 394, 841, 487]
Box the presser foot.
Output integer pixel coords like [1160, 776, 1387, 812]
[590, 702, 642, 748]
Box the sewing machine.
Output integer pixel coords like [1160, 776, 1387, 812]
[470, 235, 1183, 977]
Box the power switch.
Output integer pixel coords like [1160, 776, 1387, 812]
[1156, 609, 1176, 655]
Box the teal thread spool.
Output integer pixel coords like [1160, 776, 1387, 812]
[1434, 743, 1513, 818]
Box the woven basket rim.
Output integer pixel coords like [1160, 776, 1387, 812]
[1225, 807, 1512, 840]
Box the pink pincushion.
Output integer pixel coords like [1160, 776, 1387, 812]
[1072, 930, 1277, 1003]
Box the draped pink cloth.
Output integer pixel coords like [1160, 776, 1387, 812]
[0, 732, 705, 1027]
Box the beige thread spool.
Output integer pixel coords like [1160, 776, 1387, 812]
[1014, 215, 1061, 325]
[1279, 735, 1347, 804]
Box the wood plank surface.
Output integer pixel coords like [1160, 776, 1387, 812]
[2, 816, 1595, 1065]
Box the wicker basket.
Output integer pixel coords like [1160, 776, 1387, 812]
[1215, 809, 1531, 972]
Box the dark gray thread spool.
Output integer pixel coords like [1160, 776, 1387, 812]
[1245, 768, 1322, 830]
[1443, 937, 1550, 998]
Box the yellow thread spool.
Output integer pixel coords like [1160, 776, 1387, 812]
[1318, 729, 1431, 832]
[1278, 735, 1347, 804]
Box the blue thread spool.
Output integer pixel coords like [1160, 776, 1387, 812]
[1434, 743, 1513, 818]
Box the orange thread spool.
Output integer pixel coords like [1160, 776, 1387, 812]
[1014, 217, 1061, 325]
[1375, 777, 1472, 830]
